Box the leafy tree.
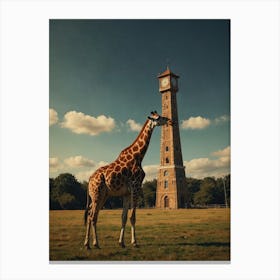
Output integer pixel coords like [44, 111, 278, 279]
[194, 177, 216, 205]
[193, 177, 225, 205]
[216, 174, 231, 207]
[50, 178, 61, 210]
[50, 173, 86, 210]
[53, 173, 82, 196]
[49, 173, 231, 210]
[80, 181, 88, 192]
[142, 179, 157, 208]
[186, 177, 202, 206]
[58, 193, 78, 209]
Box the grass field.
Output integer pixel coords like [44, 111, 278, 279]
[49, 208, 230, 261]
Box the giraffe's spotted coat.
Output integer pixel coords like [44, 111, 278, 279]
[84, 112, 172, 249]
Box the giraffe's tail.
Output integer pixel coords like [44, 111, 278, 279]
[84, 208, 89, 226]
[84, 185, 90, 226]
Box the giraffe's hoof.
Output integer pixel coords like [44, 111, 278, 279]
[93, 244, 101, 249]
[84, 244, 91, 250]
[132, 243, 139, 248]
[119, 242, 126, 248]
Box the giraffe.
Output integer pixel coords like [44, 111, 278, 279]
[84, 111, 172, 249]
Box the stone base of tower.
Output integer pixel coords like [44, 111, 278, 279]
[156, 190, 187, 209]
[156, 191, 178, 209]
[156, 166, 188, 209]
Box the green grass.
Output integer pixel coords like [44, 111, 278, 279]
[49, 208, 230, 261]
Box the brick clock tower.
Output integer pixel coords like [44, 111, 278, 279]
[156, 67, 188, 209]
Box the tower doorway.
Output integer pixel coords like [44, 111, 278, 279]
[164, 196, 169, 208]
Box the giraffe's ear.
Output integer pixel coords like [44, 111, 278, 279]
[154, 110, 158, 114]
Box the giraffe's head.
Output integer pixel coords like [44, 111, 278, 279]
[148, 111, 173, 127]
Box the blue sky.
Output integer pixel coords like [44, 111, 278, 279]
[49, 19, 230, 182]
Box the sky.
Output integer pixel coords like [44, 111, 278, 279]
[49, 19, 230, 182]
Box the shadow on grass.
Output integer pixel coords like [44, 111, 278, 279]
[141, 241, 230, 248]
[177, 242, 230, 247]
[64, 256, 89, 260]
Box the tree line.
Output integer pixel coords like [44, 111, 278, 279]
[49, 173, 230, 210]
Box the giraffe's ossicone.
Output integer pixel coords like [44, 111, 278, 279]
[84, 111, 172, 249]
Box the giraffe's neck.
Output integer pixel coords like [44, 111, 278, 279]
[121, 119, 155, 163]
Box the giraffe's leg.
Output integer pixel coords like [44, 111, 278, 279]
[84, 180, 108, 249]
[90, 206, 100, 248]
[91, 189, 108, 249]
[84, 207, 91, 249]
[119, 195, 130, 248]
[84, 204, 98, 249]
[130, 207, 137, 247]
[130, 191, 138, 247]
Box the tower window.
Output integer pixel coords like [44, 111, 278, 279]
[165, 157, 169, 164]
[164, 196, 169, 208]
[164, 170, 168, 176]
[165, 146, 169, 151]
[164, 180, 168, 188]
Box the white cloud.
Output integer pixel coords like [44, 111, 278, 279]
[185, 157, 229, 179]
[75, 161, 109, 182]
[181, 116, 211, 130]
[60, 111, 116, 136]
[64, 155, 96, 168]
[211, 146, 230, 158]
[49, 155, 109, 182]
[214, 115, 230, 125]
[49, 157, 63, 172]
[185, 146, 230, 179]
[143, 164, 159, 181]
[96, 161, 109, 168]
[49, 108, 58, 126]
[181, 115, 230, 130]
[75, 170, 94, 183]
[126, 119, 142, 132]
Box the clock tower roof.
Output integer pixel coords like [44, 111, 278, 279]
[157, 67, 179, 79]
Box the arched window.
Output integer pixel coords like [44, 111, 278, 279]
[165, 146, 169, 152]
[164, 170, 168, 176]
[165, 157, 169, 164]
[164, 180, 168, 188]
[164, 196, 169, 208]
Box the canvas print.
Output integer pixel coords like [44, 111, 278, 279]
[49, 19, 230, 261]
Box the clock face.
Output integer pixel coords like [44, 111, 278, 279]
[160, 77, 169, 88]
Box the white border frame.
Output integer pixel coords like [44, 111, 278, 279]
[1, 0, 279, 279]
